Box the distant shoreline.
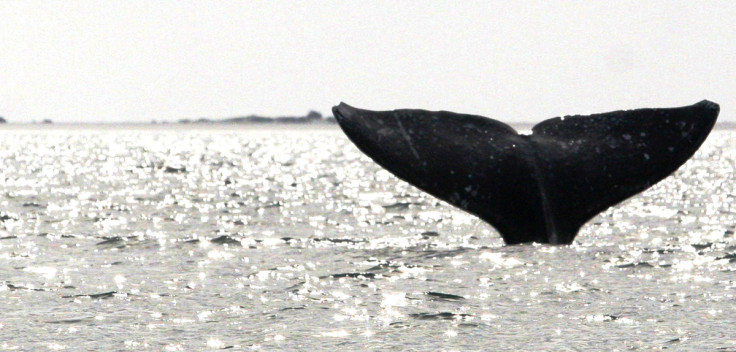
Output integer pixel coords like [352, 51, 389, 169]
[0, 123, 342, 132]
[0, 110, 339, 126]
[174, 110, 337, 125]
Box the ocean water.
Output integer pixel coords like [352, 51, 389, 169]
[0, 125, 734, 351]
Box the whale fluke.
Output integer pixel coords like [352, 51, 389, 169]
[332, 101, 719, 245]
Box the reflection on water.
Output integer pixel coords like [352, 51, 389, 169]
[0, 126, 734, 350]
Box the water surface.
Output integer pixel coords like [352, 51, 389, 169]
[0, 125, 734, 351]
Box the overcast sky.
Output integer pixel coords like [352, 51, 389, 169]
[1, 1, 734, 123]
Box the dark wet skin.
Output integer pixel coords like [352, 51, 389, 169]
[333, 101, 719, 245]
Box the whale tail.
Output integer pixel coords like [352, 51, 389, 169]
[332, 101, 719, 244]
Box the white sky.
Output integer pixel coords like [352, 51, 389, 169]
[1, 1, 734, 123]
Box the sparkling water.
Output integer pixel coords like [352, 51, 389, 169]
[0, 125, 734, 351]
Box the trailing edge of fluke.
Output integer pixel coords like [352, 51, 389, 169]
[332, 100, 719, 245]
